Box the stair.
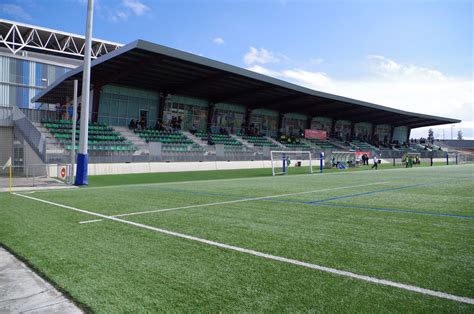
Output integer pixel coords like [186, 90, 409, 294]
[327, 139, 351, 151]
[183, 131, 215, 155]
[114, 126, 149, 156]
[230, 134, 253, 149]
[301, 138, 321, 150]
[33, 122, 64, 155]
[266, 136, 286, 149]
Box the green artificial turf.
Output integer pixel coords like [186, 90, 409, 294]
[87, 161, 451, 187]
[1, 164, 473, 312]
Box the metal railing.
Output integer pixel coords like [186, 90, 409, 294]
[20, 108, 58, 123]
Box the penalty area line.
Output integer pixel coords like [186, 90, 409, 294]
[12, 192, 474, 305]
[77, 181, 389, 224]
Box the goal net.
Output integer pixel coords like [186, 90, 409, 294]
[270, 151, 316, 176]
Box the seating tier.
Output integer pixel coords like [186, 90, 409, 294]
[241, 135, 279, 148]
[135, 129, 204, 153]
[196, 133, 244, 147]
[42, 119, 135, 153]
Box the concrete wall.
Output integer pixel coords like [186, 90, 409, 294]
[13, 128, 44, 167]
[47, 159, 316, 177]
[0, 127, 13, 165]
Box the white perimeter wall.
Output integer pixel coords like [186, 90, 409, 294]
[49, 160, 279, 177]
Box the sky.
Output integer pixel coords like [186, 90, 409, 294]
[1, 0, 472, 139]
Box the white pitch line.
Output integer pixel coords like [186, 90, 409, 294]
[77, 181, 389, 224]
[12, 192, 474, 305]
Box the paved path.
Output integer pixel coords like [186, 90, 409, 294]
[0, 247, 82, 313]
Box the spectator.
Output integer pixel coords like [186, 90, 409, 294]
[67, 103, 73, 120]
[207, 134, 214, 145]
[60, 104, 67, 120]
[190, 124, 198, 135]
[171, 116, 177, 129]
[129, 119, 136, 129]
[55, 103, 61, 120]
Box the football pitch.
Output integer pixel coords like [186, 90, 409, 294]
[1, 164, 473, 312]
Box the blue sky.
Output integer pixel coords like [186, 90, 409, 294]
[1, 0, 473, 138]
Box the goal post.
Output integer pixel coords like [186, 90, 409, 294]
[270, 151, 318, 176]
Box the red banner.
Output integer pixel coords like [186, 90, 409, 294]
[354, 151, 371, 157]
[304, 129, 327, 139]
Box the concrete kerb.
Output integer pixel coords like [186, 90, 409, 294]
[0, 246, 85, 313]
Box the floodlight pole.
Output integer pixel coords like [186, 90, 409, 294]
[70, 80, 78, 184]
[75, 0, 94, 186]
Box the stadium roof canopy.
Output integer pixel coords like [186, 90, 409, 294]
[32, 40, 460, 128]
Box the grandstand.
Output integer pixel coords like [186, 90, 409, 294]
[0, 20, 462, 176]
[436, 140, 474, 153]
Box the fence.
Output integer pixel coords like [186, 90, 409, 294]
[0, 164, 73, 190]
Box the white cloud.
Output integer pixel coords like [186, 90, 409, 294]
[282, 69, 333, 90]
[116, 11, 128, 20]
[246, 54, 473, 139]
[247, 65, 281, 77]
[0, 4, 32, 20]
[213, 37, 225, 45]
[367, 55, 445, 81]
[108, 0, 149, 22]
[122, 0, 149, 16]
[247, 65, 333, 91]
[309, 58, 323, 65]
[244, 47, 280, 65]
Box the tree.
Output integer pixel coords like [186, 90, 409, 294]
[457, 130, 463, 140]
[428, 128, 434, 143]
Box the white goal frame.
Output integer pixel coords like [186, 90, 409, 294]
[270, 151, 314, 176]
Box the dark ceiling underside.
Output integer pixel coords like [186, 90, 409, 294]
[33, 40, 460, 129]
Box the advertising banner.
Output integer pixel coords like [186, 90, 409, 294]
[304, 129, 327, 139]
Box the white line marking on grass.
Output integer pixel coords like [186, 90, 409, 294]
[13, 192, 474, 305]
[78, 219, 103, 224]
[77, 181, 389, 224]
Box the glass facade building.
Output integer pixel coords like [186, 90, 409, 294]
[0, 55, 70, 108]
[98, 85, 159, 127]
[163, 95, 208, 131]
